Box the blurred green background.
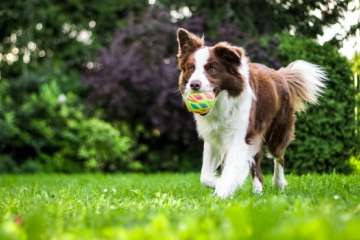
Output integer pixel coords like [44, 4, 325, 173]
[0, 0, 359, 174]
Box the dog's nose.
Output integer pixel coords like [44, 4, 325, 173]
[190, 80, 202, 91]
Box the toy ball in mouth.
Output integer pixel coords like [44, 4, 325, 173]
[183, 91, 216, 115]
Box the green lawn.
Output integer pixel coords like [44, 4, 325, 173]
[0, 174, 359, 240]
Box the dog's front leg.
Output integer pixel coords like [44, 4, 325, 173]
[200, 142, 218, 188]
[214, 140, 251, 199]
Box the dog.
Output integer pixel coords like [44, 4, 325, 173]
[176, 28, 326, 198]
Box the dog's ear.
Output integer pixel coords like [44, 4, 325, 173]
[214, 42, 242, 66]
[232, 46, 246, 59]
[176, 28, 204, 63]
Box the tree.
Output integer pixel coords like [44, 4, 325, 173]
[0, 0, 148, 74]
[158, 0, 356, 42]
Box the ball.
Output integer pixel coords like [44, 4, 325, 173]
[183, 91, 216, 115]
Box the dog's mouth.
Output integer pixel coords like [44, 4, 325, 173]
[213, 87, 221, 97]
[199, 88, 220, 116]
[182, 89, 218, 116]
[200, 89, 219, 116]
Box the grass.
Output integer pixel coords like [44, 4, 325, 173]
[0, 173, 359, 240]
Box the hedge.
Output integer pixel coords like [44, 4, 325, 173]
[264, 34, 359, 173]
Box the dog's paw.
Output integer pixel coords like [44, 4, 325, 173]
[272, 176, 288, 191]
[200, 176, 217, 188]
[214, 180, 235, 199]
[252, 177, 263, 194]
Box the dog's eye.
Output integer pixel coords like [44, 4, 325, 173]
[187, 64, 195, 72]
[205, 63, 217, 74]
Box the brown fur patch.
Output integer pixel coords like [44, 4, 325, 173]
[178, 54, 196, 94]
[251, 151, 264, 183]
[176, 28, 204, 70]
[246, 64, 280, 144]
[176, 28, 204, 94]
[246, 63, 296, 163]
[205, 43, 245, 96]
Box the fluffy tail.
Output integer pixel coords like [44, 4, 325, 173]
[278, 60, 327, 112]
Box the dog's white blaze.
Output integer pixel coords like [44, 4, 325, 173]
[272, 159, 288, 190]
[194, 57, 254, 198]
[185, 47, 213, 93]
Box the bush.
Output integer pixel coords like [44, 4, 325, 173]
[262, 34, 359, 173]
[0, 65, 139, 173]
[45, 116, 138, 173]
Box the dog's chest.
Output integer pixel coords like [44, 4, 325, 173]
[196, 117, 236, 151]
[194, 92, 252, 152]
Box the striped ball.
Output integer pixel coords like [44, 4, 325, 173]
[183, 92, 216, 115]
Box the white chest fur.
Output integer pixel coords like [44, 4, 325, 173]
[194, 86, 253, 159]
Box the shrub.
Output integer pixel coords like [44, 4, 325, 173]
[262, 34, 359, 173]
[0, 65, 138, 173]
[349, 156, 360, 174]
[47, 117, 137, 172]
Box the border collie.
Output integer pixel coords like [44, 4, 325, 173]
[176, 28, 326, 198]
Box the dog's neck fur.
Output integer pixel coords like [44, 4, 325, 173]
[194, 59, 254, 154]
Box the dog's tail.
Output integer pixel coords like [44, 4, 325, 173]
[278, 60, 327, 112]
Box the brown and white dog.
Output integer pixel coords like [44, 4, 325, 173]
[176, 28, 326, 198]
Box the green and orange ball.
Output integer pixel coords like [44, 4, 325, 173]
[183, 91, 216, 115]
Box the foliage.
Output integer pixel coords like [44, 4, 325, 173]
[0, 65, 137, 173]
[157, 0, 356, 42]
[351, 53, 360, 154]
[0, 1, 150, 173]
[352, 53, 360, 74]
[0, 0, 148, 73]
[262, 34, 358, 173]
[0, 174, 359, 239]
[349, 156, 360, 174]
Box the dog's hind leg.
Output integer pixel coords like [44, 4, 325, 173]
[269, 136, 292, 190]
[251, 151, 264, 194]
[272, 155, 288, 190]
[267, 112, 295, 191]
[249, 136, 264, 194]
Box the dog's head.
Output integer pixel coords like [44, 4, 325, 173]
[176, 28, 248, 98]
